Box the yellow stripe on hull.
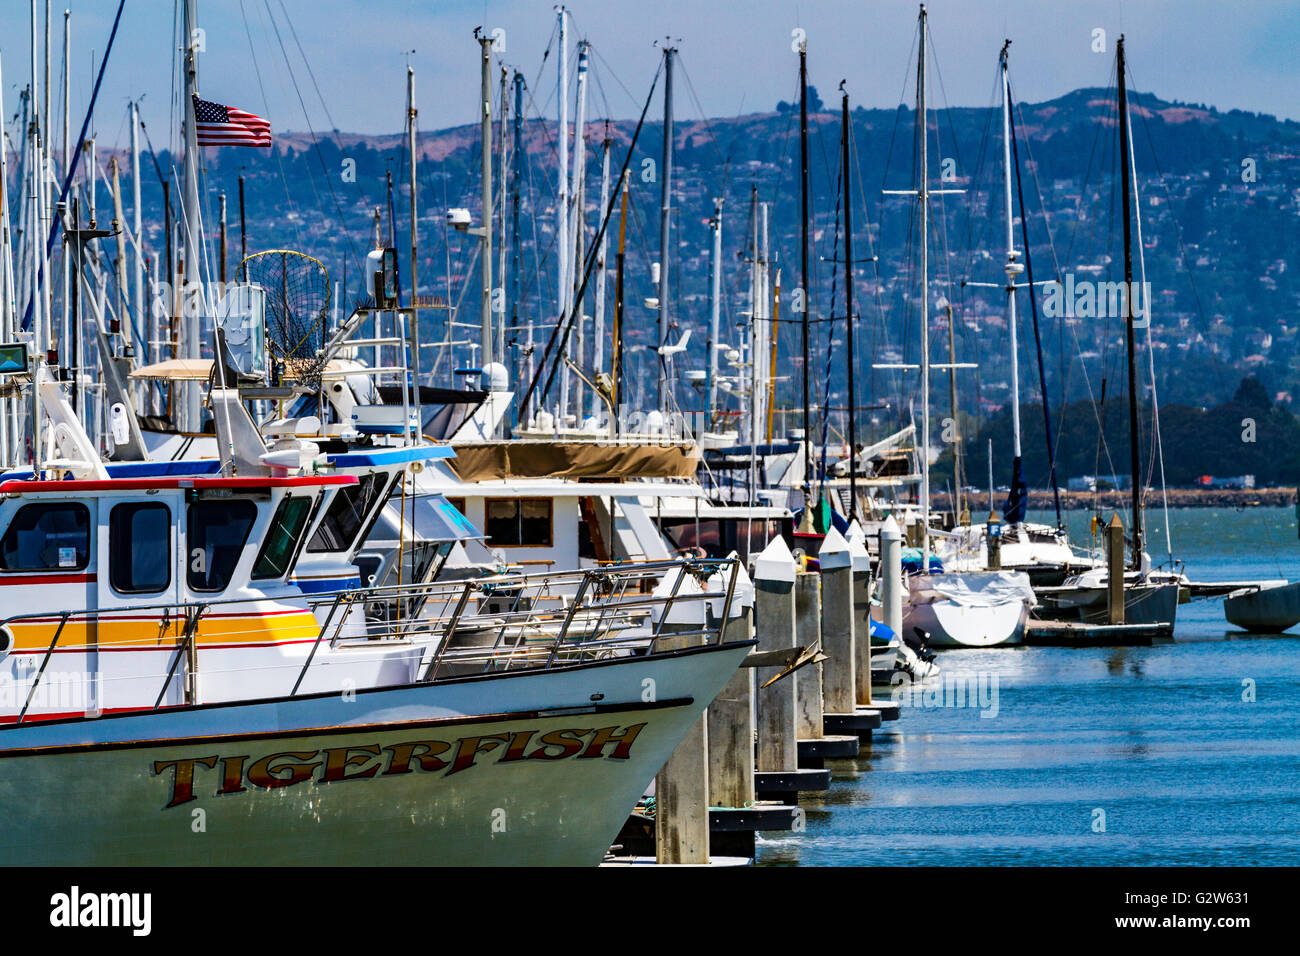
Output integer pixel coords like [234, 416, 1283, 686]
[8, 611, 321, 652]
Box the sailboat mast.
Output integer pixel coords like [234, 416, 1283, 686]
[612, 172, 629, 423]
[918, 4, 930, 556]
[130, 100, 143, 359]
[592, 131, 612, 421]
[841, 85, 857, 521]
[745, 186, 760, 446]
[29, 0, 45, 461]
[657, 43, 675, 412]
[0, 54, 12, 466]
[407, 64, 423, 429]
[555, 5, 569, 389]
[1117, 35, 1143, 569]
[498, 64, 508, 370]
[478, 33, 494, 369]
[1001, 43, 1022, 465]
[510, 71, 525, 432]
[561, 39, 589, 421]
[798, 40, 813, 516]
[707, 195, 722, 429]
[61, 10, 69, 380]
[181, 0, 201, 432]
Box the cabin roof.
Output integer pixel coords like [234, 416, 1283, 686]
[0, 474, 357, 495]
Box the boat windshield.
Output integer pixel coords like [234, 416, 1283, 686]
[306, 472, 393, 554]
[252, 495, 315, 580]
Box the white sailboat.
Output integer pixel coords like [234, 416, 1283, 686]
[931, 41, 1103, 588]
[894, 7, 1034, 649]
[1024, 35, 1180, 634]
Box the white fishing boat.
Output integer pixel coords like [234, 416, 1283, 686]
[0, 587, 750, 866]
[0, 355, 755, 864]
[0, 456, 751, 864]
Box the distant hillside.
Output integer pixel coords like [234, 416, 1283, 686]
[62, 84, 1300, 427]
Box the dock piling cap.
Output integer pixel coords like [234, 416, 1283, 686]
[716, 550, 755, 612]
[845, 522, 871, 572]
[880, 514, 902, 542]
[1109, 512, 1124, 529]
[754, 535, 798, 584]
[819, 527, 852, 570]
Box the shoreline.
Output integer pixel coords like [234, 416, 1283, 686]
[932, 488, 1298, 511]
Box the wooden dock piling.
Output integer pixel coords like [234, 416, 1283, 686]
[707, 603, 756, 810]
[819, 528, 855, 715]
[794, 570, 824, 742]
[754, 537, 798, 774]
[819, 528, 884, 739]
[653, 567, 711, 865]
[751, 537, 832, 800]
[1107, 513, 1125, 625]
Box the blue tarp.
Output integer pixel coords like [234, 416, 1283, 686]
[901, 548, 944, 574]
[868, 618, 896, 645]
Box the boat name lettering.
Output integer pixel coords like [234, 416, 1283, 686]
[151, 723, 647, 808]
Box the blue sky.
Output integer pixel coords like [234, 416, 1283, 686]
[1, 0, 1297, 152]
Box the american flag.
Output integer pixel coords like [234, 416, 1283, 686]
[192, 94, 272, 147]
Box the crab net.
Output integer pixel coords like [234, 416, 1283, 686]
[237, 250, 331, 385]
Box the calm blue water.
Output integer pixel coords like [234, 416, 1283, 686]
[758, 507, 1300, 866]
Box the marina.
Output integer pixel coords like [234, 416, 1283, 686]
[0, 0, 1293, 900]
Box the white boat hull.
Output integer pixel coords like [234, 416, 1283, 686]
[905, 597, 1029, 648]
[1224, 581, 1300, 633]
[0, 643, 749, 865]
[902, 571, 1034, 648]
[1036, 582, 1180, 632]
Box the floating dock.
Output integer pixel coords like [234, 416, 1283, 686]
[1024, 618, 1171, 646]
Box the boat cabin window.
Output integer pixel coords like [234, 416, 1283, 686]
[109, 503, 172, 594]
[485, 498, 552, 548]
[187, 499, 258, 592]
[307, 472, 392, 553]
[252, 495, 314, 580]
[0, 502, 90, 572]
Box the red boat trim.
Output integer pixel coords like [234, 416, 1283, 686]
[0, 475, 357, 494]
[0, 706, 140, 725]
[0, 573, 97, 586]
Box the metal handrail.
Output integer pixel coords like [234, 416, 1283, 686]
[2, 557, 744, 718]
[17, 612, 70, 724]
[418, 580, 478, 681]
[152, 604, 208, 709]
[289, 590, 349, 697]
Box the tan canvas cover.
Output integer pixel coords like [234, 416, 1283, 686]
[129, 359, 352, 382]
[449, 441, 699, 481]
[129, 358, 215, 381]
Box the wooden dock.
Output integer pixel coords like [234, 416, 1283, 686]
[1024, 618, 1171, 646]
